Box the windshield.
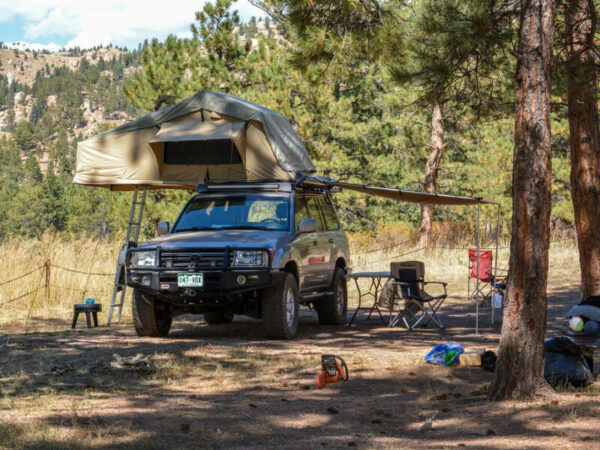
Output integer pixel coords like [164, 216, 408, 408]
[172, 194, 290, 232]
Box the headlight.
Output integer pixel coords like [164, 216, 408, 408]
[232, 250, 269, 267]
[132, 250, 157, 267]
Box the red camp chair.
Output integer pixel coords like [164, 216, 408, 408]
[468, 249, 493, 306]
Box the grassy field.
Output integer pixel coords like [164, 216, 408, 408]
[1, 231, 598, 448]
[0, 229, 575, 330]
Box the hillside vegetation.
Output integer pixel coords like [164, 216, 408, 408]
[0, 2, 576, 244]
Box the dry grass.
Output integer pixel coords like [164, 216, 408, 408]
[0, 229, 580, 330]
[0, 234, 127, 329]
[1, 229, 597, 449]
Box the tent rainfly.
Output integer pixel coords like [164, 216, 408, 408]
[73, 90, 316, 190]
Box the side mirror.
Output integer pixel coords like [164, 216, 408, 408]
[298, 218, 317, 234]
[157, 221, 170, 236]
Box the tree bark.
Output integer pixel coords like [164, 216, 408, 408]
[417, 100, 445, 249]
[490, 0, 555, 400]
[565, 0, 600, 299]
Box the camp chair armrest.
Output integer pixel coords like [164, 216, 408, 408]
[423, 281, 447, 287]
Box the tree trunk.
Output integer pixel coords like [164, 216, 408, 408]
[489, 0, 555, 400]
[565, 0, 600, 299]
[417, 100, 445, 249]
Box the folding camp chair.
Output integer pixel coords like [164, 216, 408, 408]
[467, 249, 507, 307]
[388, 261, 447, 329]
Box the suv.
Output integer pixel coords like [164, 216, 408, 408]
[126, 181, 350, 339]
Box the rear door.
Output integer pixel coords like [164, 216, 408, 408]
[316, 194, 343, 285]
[293, 194, 329, 291]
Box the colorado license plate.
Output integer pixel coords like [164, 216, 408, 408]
[178, 273, 204, 287]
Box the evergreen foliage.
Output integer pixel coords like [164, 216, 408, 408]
[0, 1, 582, 243]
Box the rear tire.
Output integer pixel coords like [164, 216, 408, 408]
[132, 289, 172, 337]
[315, 267, 347, 325]
[203, 311, 234, 324]
[262, 273, 299, 339]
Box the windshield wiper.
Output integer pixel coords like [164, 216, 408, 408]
[173, 226, 218, 232]
[211, 225, 280, 231]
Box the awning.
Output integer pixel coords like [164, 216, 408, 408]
[299, 174, 499, 206]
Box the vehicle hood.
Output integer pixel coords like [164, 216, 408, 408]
[137, 229, 290, 250]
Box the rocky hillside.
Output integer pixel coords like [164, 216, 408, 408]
[0, 45, 141, 172]
[0, 46, 124, 86]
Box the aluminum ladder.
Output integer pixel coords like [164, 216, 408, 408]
[107, 186, 148, 325]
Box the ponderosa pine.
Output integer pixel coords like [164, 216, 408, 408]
[490, 0, 556, 400]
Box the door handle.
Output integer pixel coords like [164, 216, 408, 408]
[313, 241, 318, 246]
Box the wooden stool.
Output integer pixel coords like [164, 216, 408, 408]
[72, 303, 102, 329]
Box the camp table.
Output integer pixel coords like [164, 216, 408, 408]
[346, 272, 391, 326]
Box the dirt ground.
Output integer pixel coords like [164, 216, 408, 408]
[1, 280, 599, 450]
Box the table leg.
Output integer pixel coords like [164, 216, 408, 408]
[366, 277, 378, 319]
[71, 311, 79, 329]
[348, 278, 363, 326]
[372, 277, 388, 325]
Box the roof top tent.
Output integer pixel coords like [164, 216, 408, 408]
[74, 89, 315, 190]
[74, 90, 315, 324]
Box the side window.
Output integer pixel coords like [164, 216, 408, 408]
[305, 196, 325, 231]
[294, 195, 310, 230]
[318, 195, 339, 231]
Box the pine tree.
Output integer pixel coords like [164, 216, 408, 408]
[490, 0, 556, 400]
[14, 121, 35, 150]
[390, 0, 513, 248]
[561, 0, 600, 298]
[123, 35, 199, 111]
[191, 0, 247, 86]
[30, 100, 44, 124]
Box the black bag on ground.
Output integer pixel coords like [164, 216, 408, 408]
[544, 337, 594, 388]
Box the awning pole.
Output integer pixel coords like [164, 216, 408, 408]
[475, 202, 481, 334]
[492, 204, 501, 325]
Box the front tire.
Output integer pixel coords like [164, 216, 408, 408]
[132, 289, 172, 337]
[262, 273, 299, 339]
[315, 267, 347, 325]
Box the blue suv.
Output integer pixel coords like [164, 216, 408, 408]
[127, 181, 350, 339]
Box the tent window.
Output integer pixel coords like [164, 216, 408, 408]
[163, 140, 242, 165]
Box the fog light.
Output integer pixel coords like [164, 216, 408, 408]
[236, 275, 247, 285]
[248, 275, 259, 280]
[141, 275, 151, 286]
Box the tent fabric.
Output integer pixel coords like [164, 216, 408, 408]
[73, 90, 315, 190]
[298, 174, 499, 206]
[150, 119, 245, 144]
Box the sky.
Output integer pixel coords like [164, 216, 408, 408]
[0, 0, 264, 51]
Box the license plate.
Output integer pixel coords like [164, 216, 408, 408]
[178, 273, 204, 287]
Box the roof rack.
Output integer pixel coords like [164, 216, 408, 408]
[196, 182, 294, 193]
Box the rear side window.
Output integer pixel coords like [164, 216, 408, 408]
[294, 196, 310, 230]
[318, 196, 339, 231]
[294, 195, 325, 231]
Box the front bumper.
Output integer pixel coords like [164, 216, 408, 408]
[127, 267, 285, 298]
